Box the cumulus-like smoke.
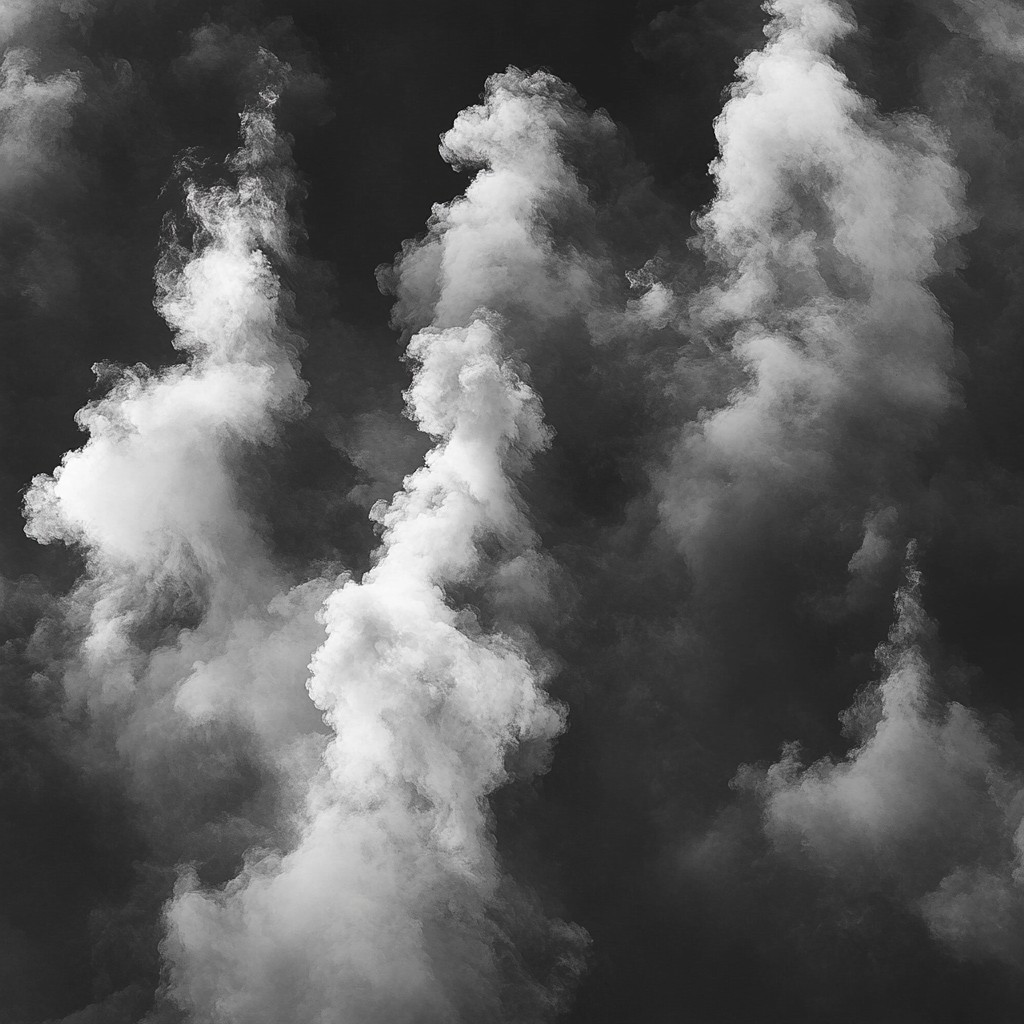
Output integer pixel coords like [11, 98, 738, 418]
[745, 549, 1024, 967]
[382, 69, 613, 335]
[16, 62, 340, 1022]
[661, 0, 969, 585]
[160, 70, 591, 1024]
[163, 315, 583, 1023]
[689, 3, 1024, 980]
[662, 0, 1024, 1013]
[10, 0, 1024, 1021]
[25, 66, 323, 740]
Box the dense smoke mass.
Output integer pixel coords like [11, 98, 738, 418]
[4, 0, 1024, 1021]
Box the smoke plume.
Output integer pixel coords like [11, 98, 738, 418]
[661, 0, 969, 583]
[7, 0, 1024, 1022]
[745, 549, 1024, 967]
[160, 69, 591, 1024]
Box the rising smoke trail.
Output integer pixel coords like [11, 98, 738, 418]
[19, 59, 341, 1020]
[744, 549, 1024, 969]
[160, 70, 591, 1024]
[24, 61, 327, 748]
[659, 0, 969, 590]
[162, 317, 583, 1024]
[12, 2, 1024, 1021]
[557, 1, 1024, 1017]
[672, 0, 1024, 995]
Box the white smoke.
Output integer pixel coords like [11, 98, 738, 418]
[653, 0, 1024, 977]
[23, 67, 332, 872]
[742, 552, 1024, 968]
[13, 0, 1024, 1017]
[659, 0, 969, 582]
[163, 317, 580, 1023]
[384, 68, 612, 335]
[159, 69, 589, 1024]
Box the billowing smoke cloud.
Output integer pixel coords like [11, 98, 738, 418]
[24, 66, 323, 734]
[381, 68, 611, 334]
[9, 0, 1024, 1022]
[162, 316, 584, 1023]
[690, 0, 1024, 984]
[645, 1, 1024, 1014]
[742, 549, 1024, 967]
[159, 69, 591, 1024]
[12, 59, 340, 1023]
[660, 0, 969, 584]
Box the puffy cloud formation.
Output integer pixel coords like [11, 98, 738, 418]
[660, 0, 969, 581]
[24, 75, 319, 730]
[160, 69, 591, 1024]
[12, 68, 338, 1023]
[745, 552, 1024, 967]
[163, 318, 584, 1023]
[10, 1, 1024, 1022]
[382, 68, 615, 336]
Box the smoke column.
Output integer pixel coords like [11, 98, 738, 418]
[24, 64, 327, 749]
[159, 70, 590, 1024]
[7, 1, 1024, 1022]
[748, 547, 1024, 968]
[161, 315, 583, 1023]
[661, 0, 968, 581]
[682, 0, 1024, 962]
[14, 54, 339, 1023]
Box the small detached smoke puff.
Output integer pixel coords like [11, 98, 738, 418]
[742, 548, 1024, 969]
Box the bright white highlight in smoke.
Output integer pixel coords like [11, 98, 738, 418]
[161, 69, 588, 1024]
[662, 0, 968, 576]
